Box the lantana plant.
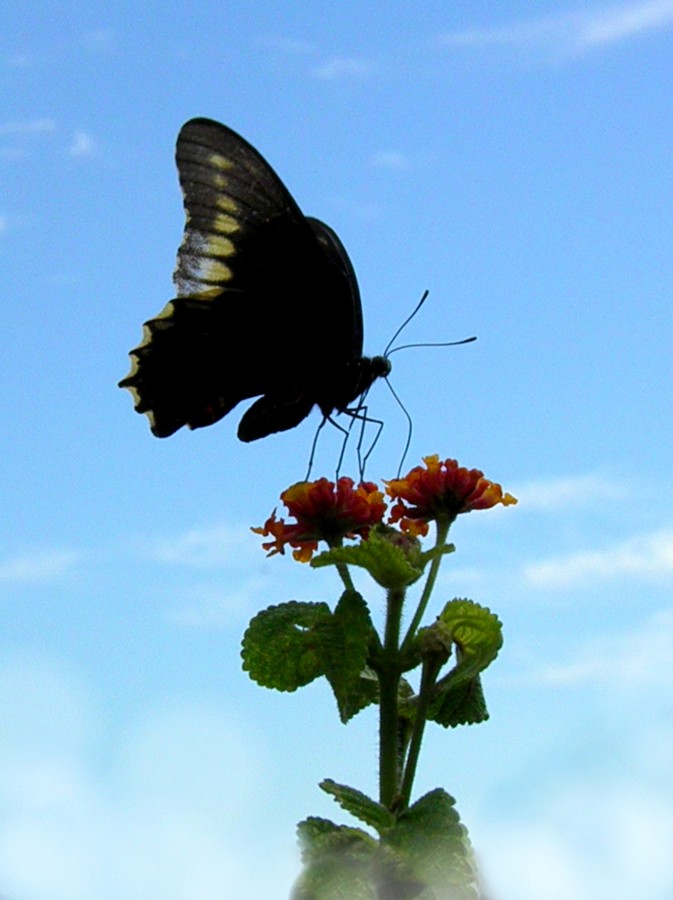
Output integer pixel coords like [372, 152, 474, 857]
[244, 455, 516, 899]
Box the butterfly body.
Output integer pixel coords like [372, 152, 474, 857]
[120, 118, 389, 440]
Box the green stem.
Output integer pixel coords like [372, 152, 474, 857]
[378, 587, 404, 807]
[335, 561, 355, 592]
[398, 656, 440, 810]
[400, 518, 450, 655]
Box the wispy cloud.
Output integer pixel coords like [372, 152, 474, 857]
[579, 0, 673, 46]
[370, 150, 409, 171]
[434, 1, 673, 58]
[313, 57, 378, 80]
[68, 130, 94, 157]
[166, 577, 268, 626]
[0, 550, 80, 584]
[513, 472, 627, 511]
[531, 607, 673, 687]
[479, 777, 673, 900]
[144, 524, 257, 569]
[0, 659, 294, 898]
[0, 118, 56, 137]
[523, 527, 673, 589]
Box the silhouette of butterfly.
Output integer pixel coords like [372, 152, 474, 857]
[119, 117, 390, 442]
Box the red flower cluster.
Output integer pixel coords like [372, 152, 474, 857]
[253, 477, 387, 562]
[385, 455, 517, 536]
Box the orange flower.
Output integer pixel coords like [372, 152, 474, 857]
[253, 477, 387, 562]
[385, 455, 517, 533]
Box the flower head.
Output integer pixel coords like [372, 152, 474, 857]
[253, 477, 387, 562]
[385, 455, 517, 534]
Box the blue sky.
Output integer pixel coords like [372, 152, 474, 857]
[1, 1, 672, 897]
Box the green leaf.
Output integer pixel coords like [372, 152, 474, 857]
[312, 530, 424, 589]
[421, 600, 501, 729]
[383, 789, 480, 899]
[292, 817, 378, 900]
[241, 601, 331, 691]
[436, 599, 503, 683]
[317, 591, 377, 722]
[320, 779, 396, 833]
[429, 675, 489, 729]
[296, 816, 377, 863]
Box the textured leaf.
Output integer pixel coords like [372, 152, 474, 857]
[292, 817, 378, 900]
[430, 675, 489, 729]
[241, 601, 331, 690]
[383, 789, 480, 899]
[313, 531, 423, 589]
[317, 591, 377, 722]
[436, 599, 502, 683]
[320, 779, 395, 833]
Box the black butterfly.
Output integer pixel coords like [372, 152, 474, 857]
[119, 117, 390, 442]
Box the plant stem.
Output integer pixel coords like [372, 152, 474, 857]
[398, 656, 439, 809]
[399, 519, 450, 655]
[378, 587, 404, 807]
[335, 561, 355, 592]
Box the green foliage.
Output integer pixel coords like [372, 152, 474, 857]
[429, 675, 489, 729]
[292, 790, 480, 900]
[317, 590, 378, 722]
[312, 529, 425, 589]
[320, 779, 395, 833]
[242, 477, 511, 900]
[426, 600, 502, 728]
[292, 817, 378, 900]
[241, 601, 331, 691]
[382, 789, 480, 899]
[241, 593, 378, 721]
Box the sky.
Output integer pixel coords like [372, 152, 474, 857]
[1, 1, 672, 897]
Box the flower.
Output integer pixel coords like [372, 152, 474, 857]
[253, 477, 387, 562]
[385, 455, 517, 534]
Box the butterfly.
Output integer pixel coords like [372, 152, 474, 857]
[119, 117, 390, 442]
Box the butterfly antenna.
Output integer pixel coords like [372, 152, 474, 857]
[384, 290, 429, 357]
[388, 335, 476, 356]
[383, 376, 413, 479]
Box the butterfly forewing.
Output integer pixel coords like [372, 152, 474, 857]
[174, 118, 307, 297]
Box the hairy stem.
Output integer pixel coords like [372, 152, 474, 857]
[400, 518, 450, 654]
[378, 587, 405, 807]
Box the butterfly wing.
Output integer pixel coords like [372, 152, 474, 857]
[120, 118, 366, 439]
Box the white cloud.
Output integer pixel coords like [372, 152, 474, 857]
[144, 523, 259, 569]
[434, 1, 673, 57]
[165, 576, 268, 626]
[513, 471, 626, 511]
[523, 526, 673, 589]
[579, 0, 673, 46]
[68, 130, 94, 157]
[0, 549, 80, 584]
[0, 659, 298, 900]
[0, 118, 56, 137]
[370, 150, 409, 171]
[313, 57, 378, 80]
[529, 607, 673, 688]
[478, 782, 673, 900]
